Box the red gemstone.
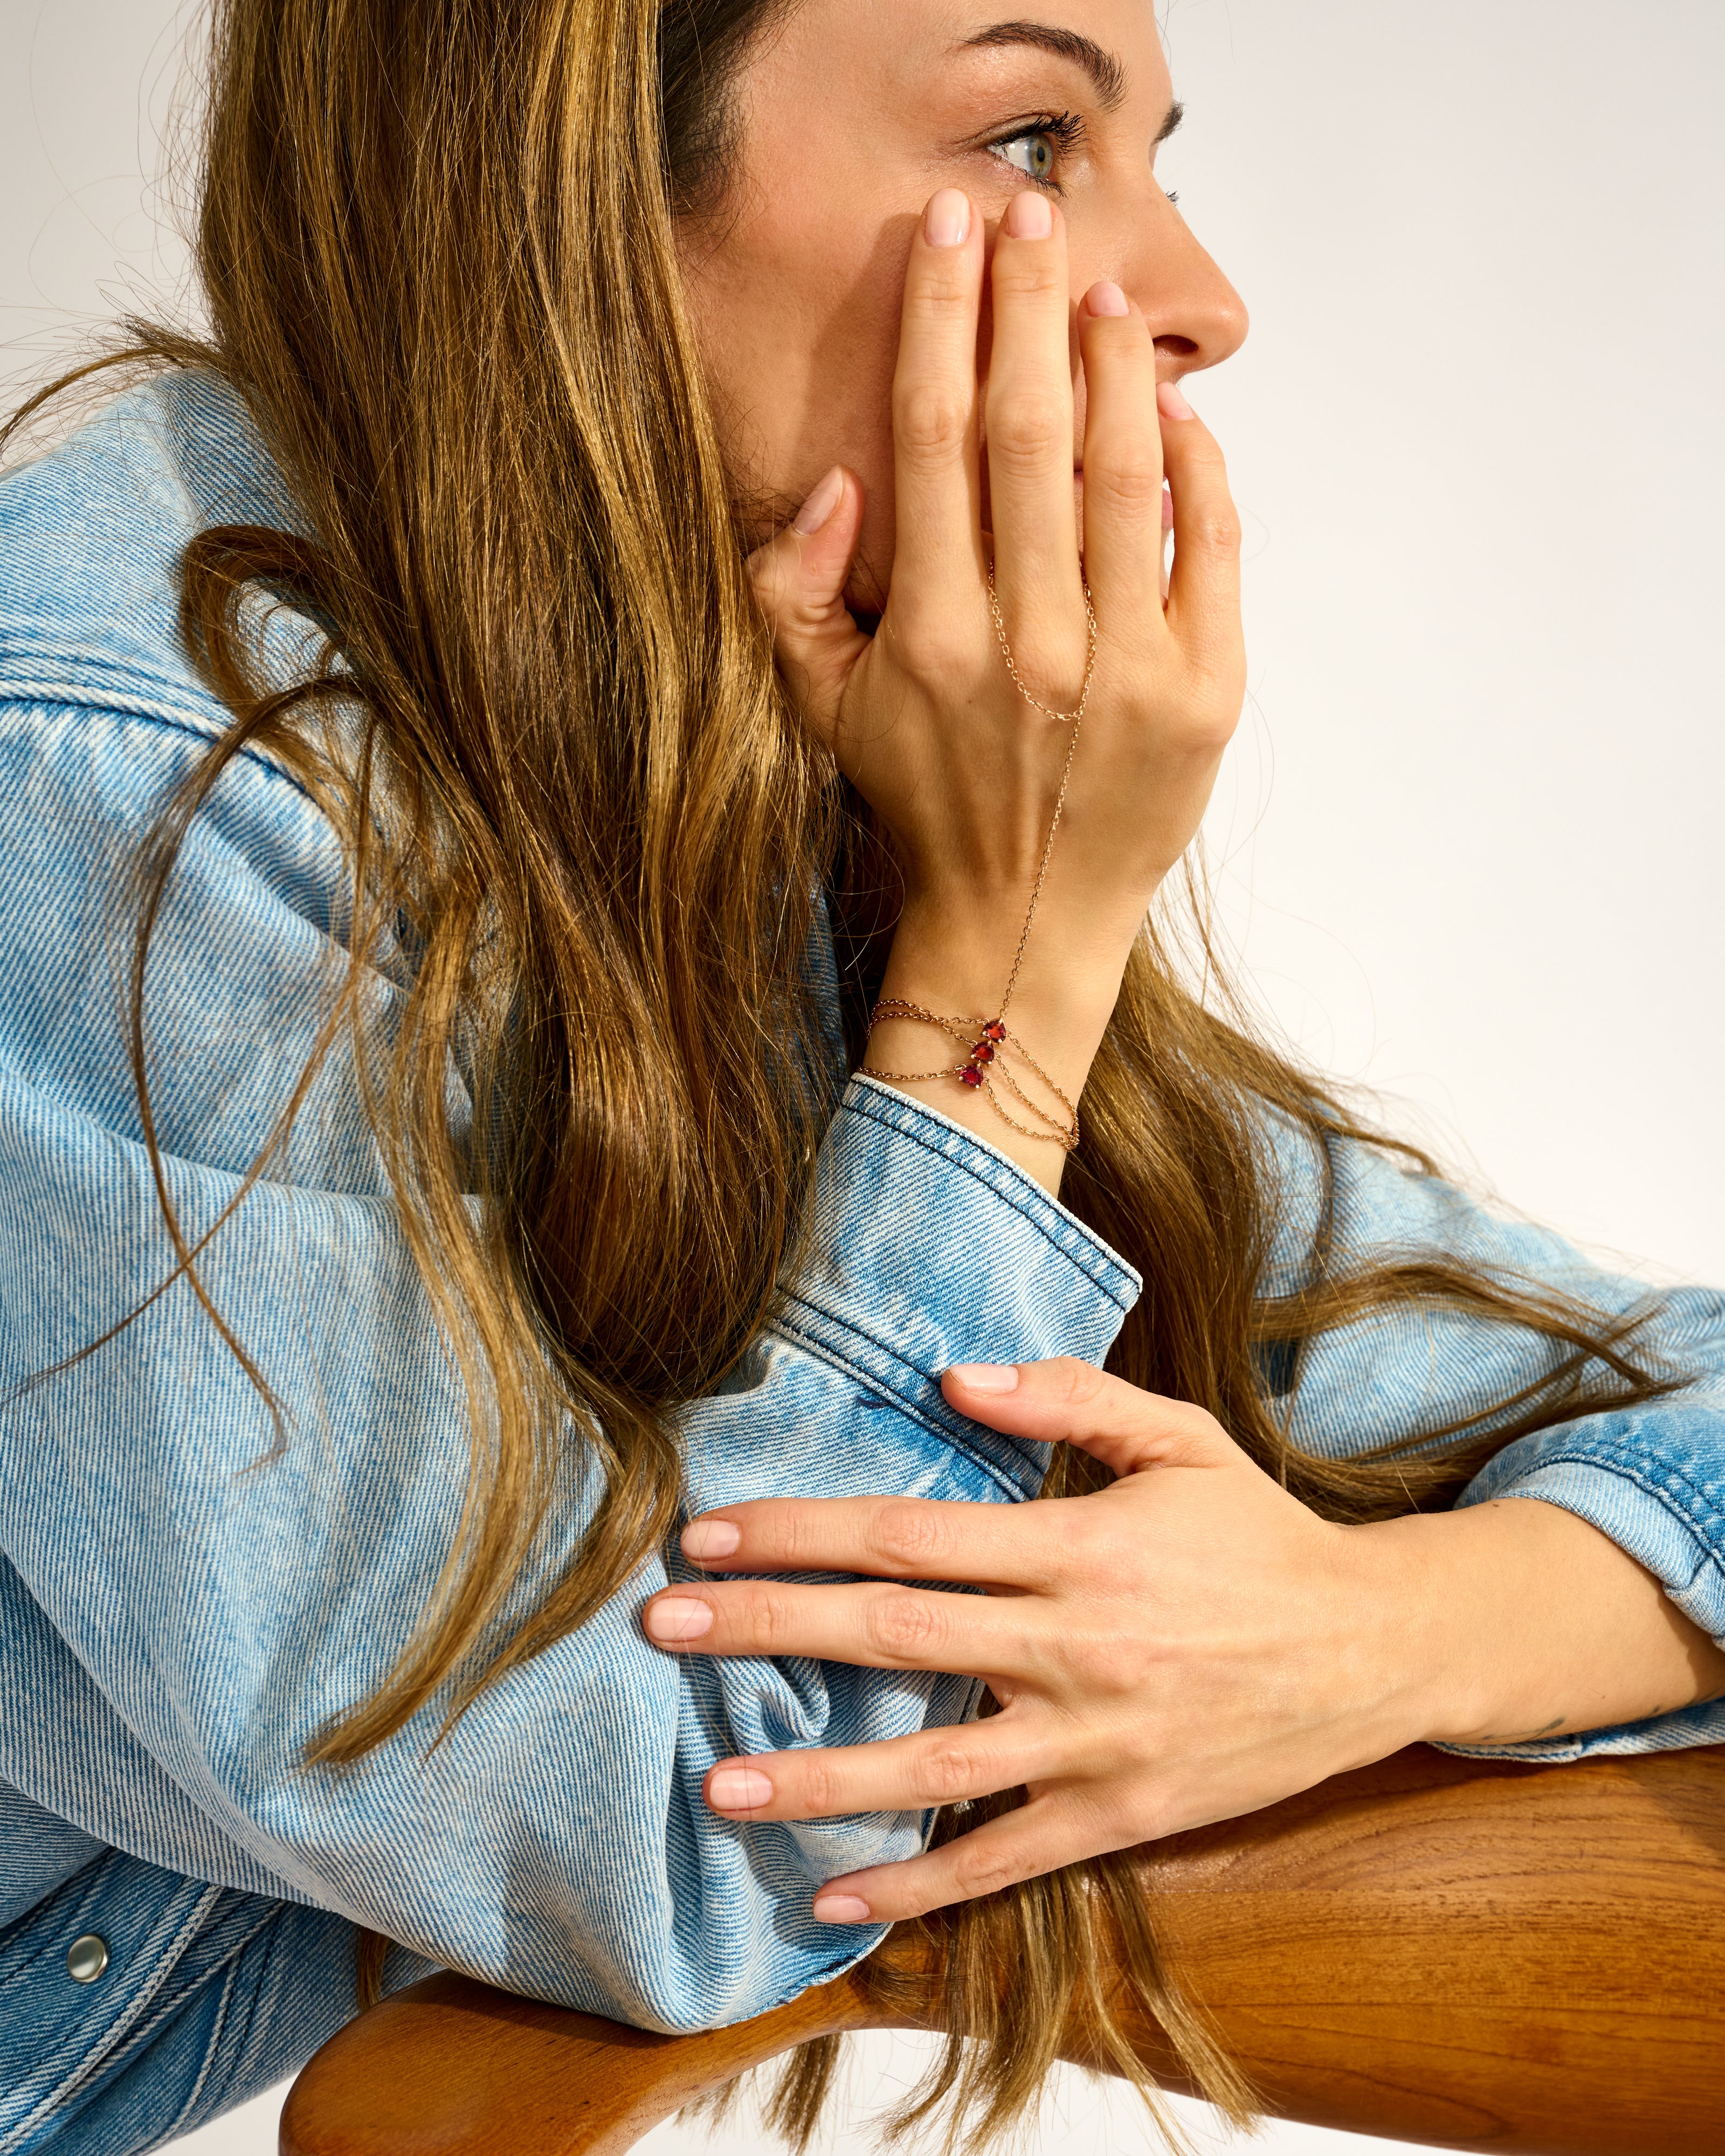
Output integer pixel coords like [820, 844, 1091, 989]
[971, 1040, 996, 1064]
[960, 1066, 984, 1088]
[983, 1021, 1006, 1042]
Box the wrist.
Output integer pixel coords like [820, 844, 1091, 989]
[881, 896, 1140, 1052]
[1320, 1518, 1465, 1763]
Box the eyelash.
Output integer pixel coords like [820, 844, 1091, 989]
[982, 112, 1184, 206]
[983, 110, 1085, 192]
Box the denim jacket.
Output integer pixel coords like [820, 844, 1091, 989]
[1, 374, 1722, 2152]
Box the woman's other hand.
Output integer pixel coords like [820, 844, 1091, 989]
[744, 189, 1246, 1186]
[641, 1359, 1725, 1925]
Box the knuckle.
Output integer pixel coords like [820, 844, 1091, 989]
[871, 1501, 949, 1571]
[902, 630, 977, 695]
[1190, 507, 1243, 556]
[993, 256, 1065, 304]
[919, 1742, 980, 1803]
[761, 1510, 815, 1569]
[908, 273, 975, 320]
[888, 600, 985, 692]
[865, 1588, 942, 1662]
[798, 1759, 845, 1814]
[743, 1585, 797, 1650]
[1085, 453, 1165, 517]
[999, 623, 1086, 699]
[893, 383, 970, 466]
[953, 1839, 1035, 1899]
[986, 395, 1067, 473]
[1046, 1356, 1109, 1409]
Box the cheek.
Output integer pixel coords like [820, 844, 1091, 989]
[767, 222, 909, 606]
[688, 205, 912, 605]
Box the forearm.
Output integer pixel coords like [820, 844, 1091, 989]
[1373, 1497, 1725, 1749]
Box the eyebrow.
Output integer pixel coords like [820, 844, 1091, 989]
[961, 19, 1134, 113]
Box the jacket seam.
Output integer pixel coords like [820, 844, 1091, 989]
[1491, 1442, 1725, 1572]
[0, 692, 316, 804]
[768, 1304, 1034, 1501]
[841, 1081, 1136, 1310]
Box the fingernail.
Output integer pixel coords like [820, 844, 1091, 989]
[924, 188, 971, 248]
[644, 1596, 713, 1644]
[682, 1518, 742, 1560]
[708, 1766, 775, 1812]
[812, 1893, 873, 1926]
[948, 1363, 1020, 1394]
[1157, 379, 1196, 421]
[792, 465, 844, 535]
[1087, 280, 1129, 318]
[1003, 190, 1053, 240]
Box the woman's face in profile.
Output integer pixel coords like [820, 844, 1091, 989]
[679, 0, 1250, 610]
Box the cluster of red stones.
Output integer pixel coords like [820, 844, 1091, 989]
[960, 1019, 1008, 1088]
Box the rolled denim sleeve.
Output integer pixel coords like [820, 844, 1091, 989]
[1266, 1117, 1725, 1761]
[0, 697, 1139, 2032]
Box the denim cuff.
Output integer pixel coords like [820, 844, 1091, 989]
[1436, 1425, 1725, 1762]
[772, 1075, 1142, 1501]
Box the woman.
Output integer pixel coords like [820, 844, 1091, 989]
[1, 0, 1721, 2148]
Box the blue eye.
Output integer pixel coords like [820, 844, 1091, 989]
[992, 130, 1059, 184]
[984, 111, 1082, 189]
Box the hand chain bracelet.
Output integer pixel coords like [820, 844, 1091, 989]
[859, 569, 1096, 1153]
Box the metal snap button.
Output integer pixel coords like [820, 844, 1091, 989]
[66, 1933, 109, 1985]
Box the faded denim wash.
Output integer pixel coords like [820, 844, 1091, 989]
[1, 374, 1722, 2150]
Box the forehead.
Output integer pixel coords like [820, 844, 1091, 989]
[749, 0, 1174, 113]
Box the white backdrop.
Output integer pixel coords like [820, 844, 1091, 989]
[3, 0, 1721, 2150]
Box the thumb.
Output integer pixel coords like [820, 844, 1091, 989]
[747, 465, 869, 748]
[940, 1358, 1238, 1480]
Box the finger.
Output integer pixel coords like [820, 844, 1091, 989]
[811, 1797, 1094, 1925]
[744, 465, 870, 747]
[678, 1490, 1049, 1587]
[1157, 381, 1244, 674]
[887, 188, 987, 606]
[940, 1358, 1239, 1478]
[984, 189, 1084, 642]
[640, 1573, 1030, 1677]
[701, 1717, 1053, 1824]
[1076, 280, 1166, 628]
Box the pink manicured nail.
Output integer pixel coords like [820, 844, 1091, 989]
[708, 1766, 774, 1812]
[948, 1363, 1020, 1394]
[792, 466, 844, 535]
[644, 1597, 713, 1644]
[1157, 380, 1196, 421]
[1087, 280, 1129, 318]
[924, 188, 971, 247]
[1003, 190, 1053, 240]
[812, 1894, 873, 1925]
[682, 1518, 742, 1560]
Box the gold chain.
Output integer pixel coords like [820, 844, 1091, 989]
[986, 567, 1098, 724]
[860, 576, 1097, 1151]
[860, 1001, 1080, 1152]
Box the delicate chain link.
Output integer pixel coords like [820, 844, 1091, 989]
[986, 567, 1098, 723]
[860, 1001, 1080, 1151]
[860, 575, 1097, 1152]
[990, 568, 1092, 1025]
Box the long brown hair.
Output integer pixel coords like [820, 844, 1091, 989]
[5, 0, 1681, 2144]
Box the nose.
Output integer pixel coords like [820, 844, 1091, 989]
[1124, 196, 1248, 381]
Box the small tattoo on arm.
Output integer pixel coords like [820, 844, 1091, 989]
[1471, 1714, 1567, 1746]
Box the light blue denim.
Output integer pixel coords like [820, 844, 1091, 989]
[1, 374, 1722, 2150]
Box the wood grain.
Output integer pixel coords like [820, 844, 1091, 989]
[281, 1743, 1725, 2156]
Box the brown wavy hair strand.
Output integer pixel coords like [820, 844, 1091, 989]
[3, 1, 1686, 2146]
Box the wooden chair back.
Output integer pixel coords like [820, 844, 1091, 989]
[281, 1743, 1725, 2155]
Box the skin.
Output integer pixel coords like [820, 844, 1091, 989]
[649, 0, 1725, 1926]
